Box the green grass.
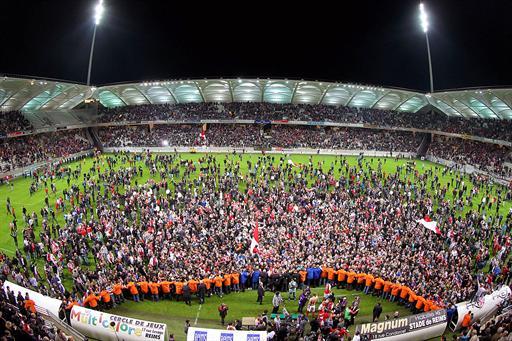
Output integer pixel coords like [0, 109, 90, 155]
[1, 152, 510, 340]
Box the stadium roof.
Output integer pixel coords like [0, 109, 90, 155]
[95, 79, 429, 114]
[1, 76, 512, 119]
[0, 76, 93, 112]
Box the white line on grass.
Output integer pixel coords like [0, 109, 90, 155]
[11, 201, 39, 207]
[194, 304, 202, 325]
[0, 248, 15, 255]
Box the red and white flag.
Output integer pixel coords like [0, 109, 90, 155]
[416, 216, 441, 235]
[250, 221, 259, 254]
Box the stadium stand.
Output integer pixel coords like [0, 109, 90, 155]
[97, 124, 423, 153]
[0, 283, 75, 340]
[0, 130, 93, 173]
[428, 137, 512, 178]
[96, 103, 512, 143]
[0, 111, 33, 135]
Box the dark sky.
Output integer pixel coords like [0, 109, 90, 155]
[1, 0, 511, 91]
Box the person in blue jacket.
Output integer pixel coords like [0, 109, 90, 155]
[306, 267, 315, 286]
[252, 270, 260, 290]
[313, 267, 322, 287]
[240, 270, 249, 292]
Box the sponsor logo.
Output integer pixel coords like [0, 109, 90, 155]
[357, 309, 446, 339]
[360, 318, 408, 334]
[193, 331, 208, 341]
[247, 334, 261, 341]
[220, 333, 234, 341]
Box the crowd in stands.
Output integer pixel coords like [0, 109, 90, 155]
[428, 137, 512, 179]
[98, 124, 422, 153]
[456, 305, 512, 340]
[0, 111, 33, 135]
[270, 126, 421, 152]
[97, 103, 512, 142]
[0, 278, 72, 340]
[0, 130, 93, 173]
[1, 151, 511, 340]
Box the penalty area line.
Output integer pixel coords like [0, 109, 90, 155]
[194, 304, 202, 325]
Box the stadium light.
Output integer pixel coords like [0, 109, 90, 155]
[419, 2, 434, 93]
[87, 0, 105, 86]
[419, 3, 428, 33]
[95, 0, 104, 25]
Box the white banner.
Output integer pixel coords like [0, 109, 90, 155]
[355, 309, 447, 341]
[2, 280, 62, 317]
[187, 327, 266, 341]
[70, 305, 168, 341]
[453, 285, 511, 331]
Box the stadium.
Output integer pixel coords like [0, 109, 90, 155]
[1, 1, 512, 341]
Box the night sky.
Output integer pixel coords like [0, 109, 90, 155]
[1, 0, 511, 91]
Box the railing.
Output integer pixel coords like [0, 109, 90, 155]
[35, 306, 87, 341]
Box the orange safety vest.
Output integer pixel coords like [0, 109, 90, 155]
[391, 284, 401, 296]
[348, 271, 357, 284]
[337, 269, 347, 282]
[374, 278, 384, 290]
[188, 280, 198, 293]
[423, 300, 432, 312]
[408, 290, 417, 303]
[321, 267, 328, 278]
[85, 294, 99, 308]
[299, 271, 307, 283]
[138, 281, 149, 294]
[24, 299, 36, 314]
[231, 273, 240, 285]
[160, 281, 171, 294]
[383, 281, 392, 293]
[400, 286, 409, 299]
[128, 282, 138, 295]
[100, 290, 111, 303]
[149, 282, 160, 295]
[365, 274, 374, 287]
[415, 296, 425, 310]
[461, 313, 472, 327]
[214, 276, 223, 288]
[113, 284, 123, 295]
[327, 268, 336, 281]
[223, 274, 231, 286]
[357, 273, 366, 284]
[175, 282, 184, 295]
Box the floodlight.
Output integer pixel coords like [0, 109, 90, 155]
[419, 3, 428, 33]
[162, 140, 169, 147]
[94, 0, 104, 25]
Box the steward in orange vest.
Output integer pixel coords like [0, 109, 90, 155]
[126, 282, 140, 302]
[83, 291, 100, 309]
[99, 289, 113, 309]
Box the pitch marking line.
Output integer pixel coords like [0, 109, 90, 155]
[0, 248, 15, 255]
[194, 304, 202, 325]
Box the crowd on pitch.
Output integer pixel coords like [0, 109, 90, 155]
[1, 152, 511, 334]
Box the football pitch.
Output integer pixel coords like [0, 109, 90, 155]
[0, 152, 510, 340]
